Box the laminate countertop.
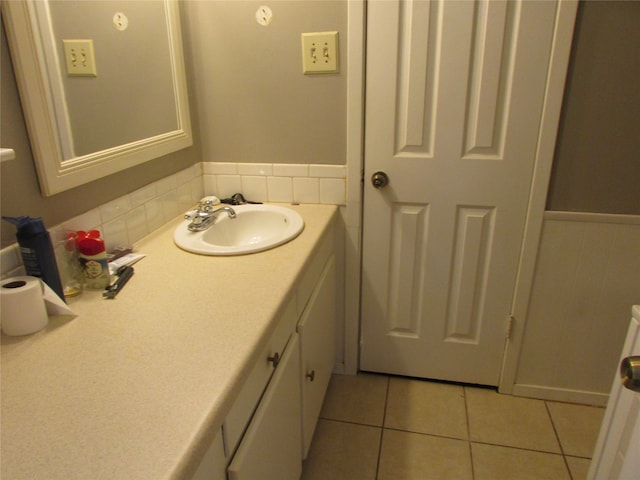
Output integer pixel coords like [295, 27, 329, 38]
[1, 203, 338, 480]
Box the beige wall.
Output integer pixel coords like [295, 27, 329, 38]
[183, 0, 347, 165]
[0, 0, 347, 249]
[2, 1, 637, 250]
[547, 1, 640, 215]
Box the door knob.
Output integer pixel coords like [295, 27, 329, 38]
[620, 355, 640, 392]
[371, 171, 389, 188]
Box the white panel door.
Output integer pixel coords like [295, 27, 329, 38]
[361, 0, 564, 385]
[588, 308, 640, 479]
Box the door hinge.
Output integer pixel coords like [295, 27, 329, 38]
[505, 315, 515, 340]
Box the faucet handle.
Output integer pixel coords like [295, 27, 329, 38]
[194, 200, 212, 211]
[201, 200, 216, 212]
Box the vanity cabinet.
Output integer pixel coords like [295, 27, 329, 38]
[191, 224, 336, 480]
[223, 298, 298, 456]
[227, 334, 302, 480]
[298, 256, 336, 458]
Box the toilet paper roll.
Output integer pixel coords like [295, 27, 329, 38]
[0, 275, 78, 336]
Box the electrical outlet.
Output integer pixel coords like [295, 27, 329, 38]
[301, 32, 339, 74]
[63, 39, 97, 77]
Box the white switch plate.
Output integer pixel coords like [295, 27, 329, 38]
[63, 39, 97, 77]
[301, 31, 339, 74]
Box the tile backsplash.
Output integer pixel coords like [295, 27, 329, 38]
[0, 162, 346, 278]
[203, 162, 346, 205]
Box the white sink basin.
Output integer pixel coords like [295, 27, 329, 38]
[174, 204, 304, 255]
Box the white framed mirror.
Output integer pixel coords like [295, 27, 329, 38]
[2, 0, 192, 196]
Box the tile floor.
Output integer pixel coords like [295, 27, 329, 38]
[301, 373, 605, 480]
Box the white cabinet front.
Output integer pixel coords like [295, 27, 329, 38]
[228, 334, 302, 480]
[298, 256, 336, 458]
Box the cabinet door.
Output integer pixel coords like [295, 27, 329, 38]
[228, 334, 302, 480]
[298, 256, 336, 458]
[224, 298, 297, 456]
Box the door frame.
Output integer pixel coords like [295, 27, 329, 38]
[343, 0, 366, 375]
[342, 0, 578, 386]
[497, 0, 578, 393]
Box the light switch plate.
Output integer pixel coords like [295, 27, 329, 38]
[301, 31, 339, 74]
[63, 39, 97, 77]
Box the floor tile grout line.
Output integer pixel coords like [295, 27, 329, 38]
[468, 439, 568, 456]
[317, 415, 385, 429]
[463, 386, 476, 480]
[319, 416, 575, 465]
[308, 374, 601, 479]
[381, 425, 469, 442]
[320, 386, 573, 436]
[563, 453, 594, 460]
[544, 400, 574, 480]
[319, 417, 573, 457]
[374, 375, 391, 480]
[318, 416, 573, 457]
[544, 400, 566, 455]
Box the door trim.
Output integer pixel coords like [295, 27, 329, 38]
[343, 0, 366, 375]
[498, 0, 579, 393]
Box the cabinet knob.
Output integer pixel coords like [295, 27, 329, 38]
[267, 352, 280, 368]
[306, 370, 316, 382]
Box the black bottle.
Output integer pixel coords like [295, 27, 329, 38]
[3, 216, 65, 302]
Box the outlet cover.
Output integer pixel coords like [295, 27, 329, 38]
[301, 31, 339, 75]
[63, 39, 97, 77]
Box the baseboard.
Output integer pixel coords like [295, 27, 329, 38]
[544, 210, 640, 225]
[511, 383, 609, 407]
[332, 363, 346, 375]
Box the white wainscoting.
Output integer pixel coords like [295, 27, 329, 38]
[513, 211, 640, 406]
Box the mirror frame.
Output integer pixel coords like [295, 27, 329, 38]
[2, 0, 192, 196]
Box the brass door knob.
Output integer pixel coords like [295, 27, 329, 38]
[620, 355, 640, 392]
[371, 171, 389, 188]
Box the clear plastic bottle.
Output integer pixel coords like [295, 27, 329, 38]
[54, 232, 83, 298]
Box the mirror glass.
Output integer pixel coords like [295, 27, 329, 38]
[2, 0, 192, 196]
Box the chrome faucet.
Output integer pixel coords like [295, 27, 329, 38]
[185, 201, 236, 232]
